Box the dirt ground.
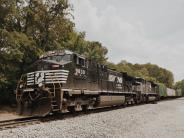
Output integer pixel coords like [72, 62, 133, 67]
[0, 106, 22, 121]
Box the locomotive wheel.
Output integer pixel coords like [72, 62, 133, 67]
[75, 103, 82, 111]
[68, 106, 75, 113]
[146, 96, 149, 104]
[152, 100, 157, 104]
[81, 105, 88, 112]
[121, 102, 127, 108]
[133, 98, 138, 104]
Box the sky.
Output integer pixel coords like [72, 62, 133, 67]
[69, 0, 184, 82]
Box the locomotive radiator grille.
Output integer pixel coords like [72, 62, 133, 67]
[26, 70, 69, 86]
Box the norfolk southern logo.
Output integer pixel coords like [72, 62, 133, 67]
[108, 74, 122, 83]
[108, 74, 123, 89]
[35, 72, 44, 86]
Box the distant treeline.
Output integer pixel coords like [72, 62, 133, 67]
[107, 61, 174, 88]
[174, 80, 184, 96]
[0, 0, 182, 105]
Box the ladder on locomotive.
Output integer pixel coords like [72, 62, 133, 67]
[16, 75, 26, 102]
[49, 72, 62, 112]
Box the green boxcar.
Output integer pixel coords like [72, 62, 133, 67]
[157, 83, 167, 98]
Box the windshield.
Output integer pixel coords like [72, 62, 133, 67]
[44, 54, 71, 63]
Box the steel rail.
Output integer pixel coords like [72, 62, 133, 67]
[0, 97, 180, 131]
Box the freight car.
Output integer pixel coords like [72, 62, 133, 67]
[157, 83, 167, 99]
[16, 50, 158, 116]
[157, 83, 182, 99]
[167, 88, 176, 97]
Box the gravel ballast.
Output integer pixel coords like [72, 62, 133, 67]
[1, 98, 184, 138]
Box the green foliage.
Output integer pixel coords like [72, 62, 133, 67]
[85, 41, 108, 63]
[174, 80, 184, 96]
[0, 29, 40, 104]
[65, 32, 87, 54]
[65, 31, 108, 63]
[22, 0, 74, 51]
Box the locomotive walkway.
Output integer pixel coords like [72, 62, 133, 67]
[0, 98, 184, 138]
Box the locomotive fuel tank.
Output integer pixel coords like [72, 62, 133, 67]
[96, 96, 126, 107]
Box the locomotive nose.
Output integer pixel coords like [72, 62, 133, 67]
[16, 69, 69, 117]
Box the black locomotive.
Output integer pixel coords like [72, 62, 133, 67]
[16, 50, 158, 116]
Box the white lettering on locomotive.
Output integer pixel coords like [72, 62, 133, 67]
[74, 68, 86, 77]
[116, 83, 123, 89]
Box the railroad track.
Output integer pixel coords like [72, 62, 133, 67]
[0, 105, 127, 131]
[0, 117, 42, 131]
[0, 98, 180, 131]
[0, 105, 138, 131]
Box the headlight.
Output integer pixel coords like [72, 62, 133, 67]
[19, 84, 23, 88]
[38, 82, 43, 87]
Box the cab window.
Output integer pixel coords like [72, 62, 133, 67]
[45, 54, 71, 62]
[75, 55, 86, 67]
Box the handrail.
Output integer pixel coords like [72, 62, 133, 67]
[16, 75, 26, 102]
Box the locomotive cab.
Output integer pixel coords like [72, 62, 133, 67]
[34, 50, 73, 70]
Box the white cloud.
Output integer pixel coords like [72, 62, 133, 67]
[69, 0, 184, 81]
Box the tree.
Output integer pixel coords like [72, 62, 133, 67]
[174, 80, 184, 96]
[85, 41, 108, 63]
[22, 0, 74, 51]
[64, 31, 87, 54]
[64, 31, 108, 63]
[0, 29, 40, 104]
[108, 61, 174, 87]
